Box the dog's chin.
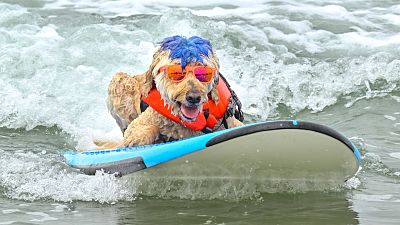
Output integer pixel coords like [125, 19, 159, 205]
[177, 102, 201, 122]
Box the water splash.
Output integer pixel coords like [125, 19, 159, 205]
[0, 150, 134, 203]
[343, 177, 361, 190]
[362, 153, 400, 178]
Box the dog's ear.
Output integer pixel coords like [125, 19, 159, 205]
[207, 53, 221, 103]
[142, 49, 162, 96]
[209, 72, 220, 103]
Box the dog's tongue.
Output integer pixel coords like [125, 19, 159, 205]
[181, 105, 200, 119]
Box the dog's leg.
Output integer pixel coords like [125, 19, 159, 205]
[123, 108, 161, 147]
[123, 124, 159, 147]
[107, 72, 145, 133]
[93, 140, 123, 150]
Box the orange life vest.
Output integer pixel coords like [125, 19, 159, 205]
[142, 79, 231, 132]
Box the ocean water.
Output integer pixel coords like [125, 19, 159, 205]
[0, 0, 399, 224]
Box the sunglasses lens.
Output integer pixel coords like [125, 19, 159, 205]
[167, 66, 184, 81]
[194, 67, 213, 82]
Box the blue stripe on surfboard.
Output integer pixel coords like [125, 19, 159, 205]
[64, 124, 245, 168]
[351, 143, 361, 161]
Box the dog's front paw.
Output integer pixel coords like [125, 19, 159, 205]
[123, 136, 152, 147]
[123, 125, 159, 147]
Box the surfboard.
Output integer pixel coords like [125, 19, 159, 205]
[64, 120, 361, 183]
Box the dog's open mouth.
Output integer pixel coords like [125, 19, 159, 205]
[179, 103, 200, 120]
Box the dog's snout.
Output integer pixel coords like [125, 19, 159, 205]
[186, 94, 201, 104]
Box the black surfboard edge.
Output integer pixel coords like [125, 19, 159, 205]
[206, 120, 360, 157]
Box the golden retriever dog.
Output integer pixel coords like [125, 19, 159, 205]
[103, 36, 243, 148]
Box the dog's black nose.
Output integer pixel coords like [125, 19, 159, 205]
[186, 94, 201, 104]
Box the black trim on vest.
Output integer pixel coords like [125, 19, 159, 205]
[140, 100, 149, 113]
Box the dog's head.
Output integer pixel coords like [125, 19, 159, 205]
[143, 36, 220, 122]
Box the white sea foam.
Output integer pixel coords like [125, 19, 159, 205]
[343, 177, 361, 190]
[1, 1, 399, 132]
[392, 5, 400, 14]
[392, 96, 400, 102]
[0, 3, 27, 23]
[389, 152, 400, 160]
[384, 115, 397, 121]
[1, 0, 400, 201]
[0, 150, 133, 202]
[49, 204, 70, 212]
[26, 212, 58, 222]
[362, 153, 400, 177]
[2, 209, 21, 214]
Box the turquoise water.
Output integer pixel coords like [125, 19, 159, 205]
[1, 0, 399, 224]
